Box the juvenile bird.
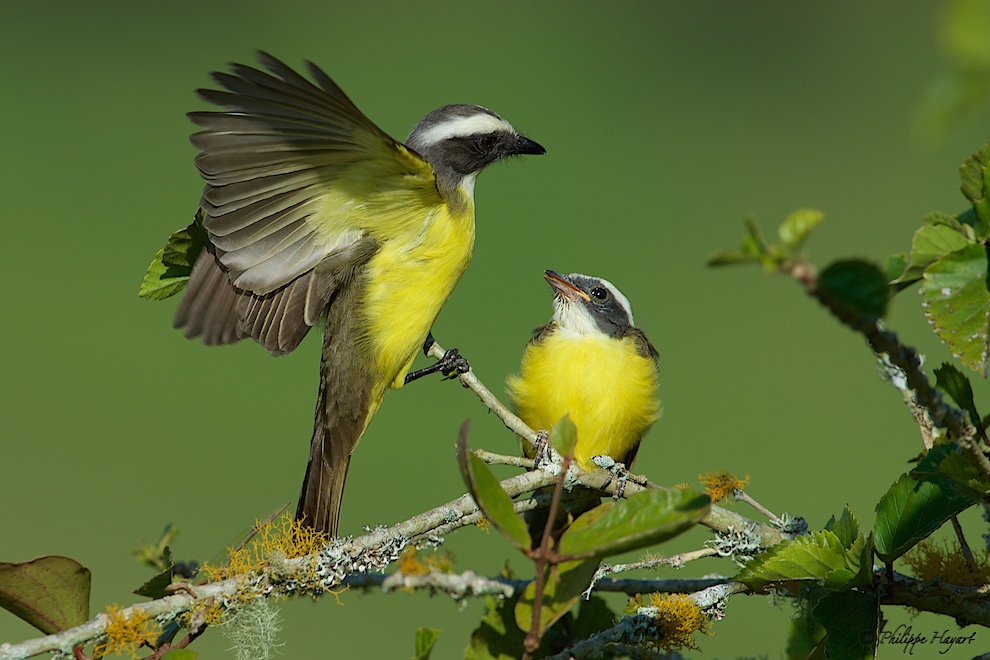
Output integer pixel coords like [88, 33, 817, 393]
[507, 270, 660, 537]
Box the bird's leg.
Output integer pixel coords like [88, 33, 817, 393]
[532, 429, 552, 468]
[591, 456, 630, 501]
[404, 332, 471, 384]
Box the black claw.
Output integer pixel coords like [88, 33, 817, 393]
[403, 346, 470, 385]
[438, 348, 470, 379]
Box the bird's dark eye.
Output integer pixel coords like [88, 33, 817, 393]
[476, 135, 498, 150]
[590, 287, 608, 301]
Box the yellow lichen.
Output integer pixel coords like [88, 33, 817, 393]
[635, 593, 712, 653]
[699, 470, 750, 503]
[902, 538, 990, 587]
[397, 547, 431, 577]
[94, 604, 159, 658]
[199, 514, 331, 584]
[396, 547, 454, 577]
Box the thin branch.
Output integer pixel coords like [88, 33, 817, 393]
[428, 340, 538, 446]
[582, 549, 720, 599]
[381, 568, 515, 600]
[881, 569, 990, 627]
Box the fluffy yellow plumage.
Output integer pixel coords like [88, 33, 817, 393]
[507, 271, 660, 471]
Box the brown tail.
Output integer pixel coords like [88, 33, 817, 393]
[294, 279, 375, 536]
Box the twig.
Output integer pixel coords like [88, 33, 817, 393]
[582, 549, 719, 599]
[428, 340, 538, 446]
[474, 448, 536, 469]
[732, 489, 781, 525]
[381, 568, 515, 600]
[951, 514, 977, 571]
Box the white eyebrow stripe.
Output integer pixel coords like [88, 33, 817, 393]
[413, 113, 515, 147]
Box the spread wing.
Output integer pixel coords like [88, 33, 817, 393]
[175, 51, 437, 355]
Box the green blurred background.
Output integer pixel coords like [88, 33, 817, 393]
[3, 1, 990, 657]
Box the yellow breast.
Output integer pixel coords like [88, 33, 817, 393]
[507, 332, 661, 470]
[359, 199, 476, 389]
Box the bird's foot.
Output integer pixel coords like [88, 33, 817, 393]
[404, 347, 470, 384]
[591, 455, 629, 501]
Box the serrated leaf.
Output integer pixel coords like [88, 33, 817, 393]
[514, 558, 600, 637]
[464, 594, 527, 660]
[873, 471, 975, 562]
[920, 242, 990, 377]
[778, 208, 823, 254]
[557, 488, 709, 560]
[457, 425, 531, 550]
[934, 362, 981, 426]
[824, 506, 860, 549]
[960, 142, 990, 237]
[812, 590, 879, 659]
[134, 548, 174, 599]
[818, 260, 890, 318]
[909, 218, 972, 270]
[414, 627, 441, 660]
[735, 531, 847, 592]
[549, 414, 577, 459]
[845, 532, 875, 589]
[139, 211, 208, 300]
[0, 556, 91, 635]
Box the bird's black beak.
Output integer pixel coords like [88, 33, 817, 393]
[513, 135, 546, 156]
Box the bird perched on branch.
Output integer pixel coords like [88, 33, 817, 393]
[173, 52, 545, 535]
[507, 271, 660, 539]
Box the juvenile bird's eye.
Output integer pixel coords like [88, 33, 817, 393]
[591, 287, 608, 301]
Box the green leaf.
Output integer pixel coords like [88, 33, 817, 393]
[161, 651, 198, 660]
[778, 208, 823, 254]
[456, 425, 531, 550]
[134, 546, 174, 599]
[549, 414, 577, 459]
[960, 141, 990, 237]
[514, 558, 600, 638]
[908, 217, 972, 270]
[934, 362, 981, 426]
[414, 627, 441, 660]
[873, 471, 974, 562]
[557, 487, 710, 560]
[786, 612, 826, 660]
[844, 532, 875, 589]
[734, 531, 847, 592]
[0, 556, 91, 635]
[139, 211, 208, 300]
[920, 242, 990, 377]
[812, 590, 879, 659]
[818, 260, 890, 318]
[914, 441, 990, 498]
[464, 594, 527, 660]
[884, 252, 920, 291]
[824, 506, 860, 549]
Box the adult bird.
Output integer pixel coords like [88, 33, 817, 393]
[507, 271, 660, 540]
[174, 52, 545, 535]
